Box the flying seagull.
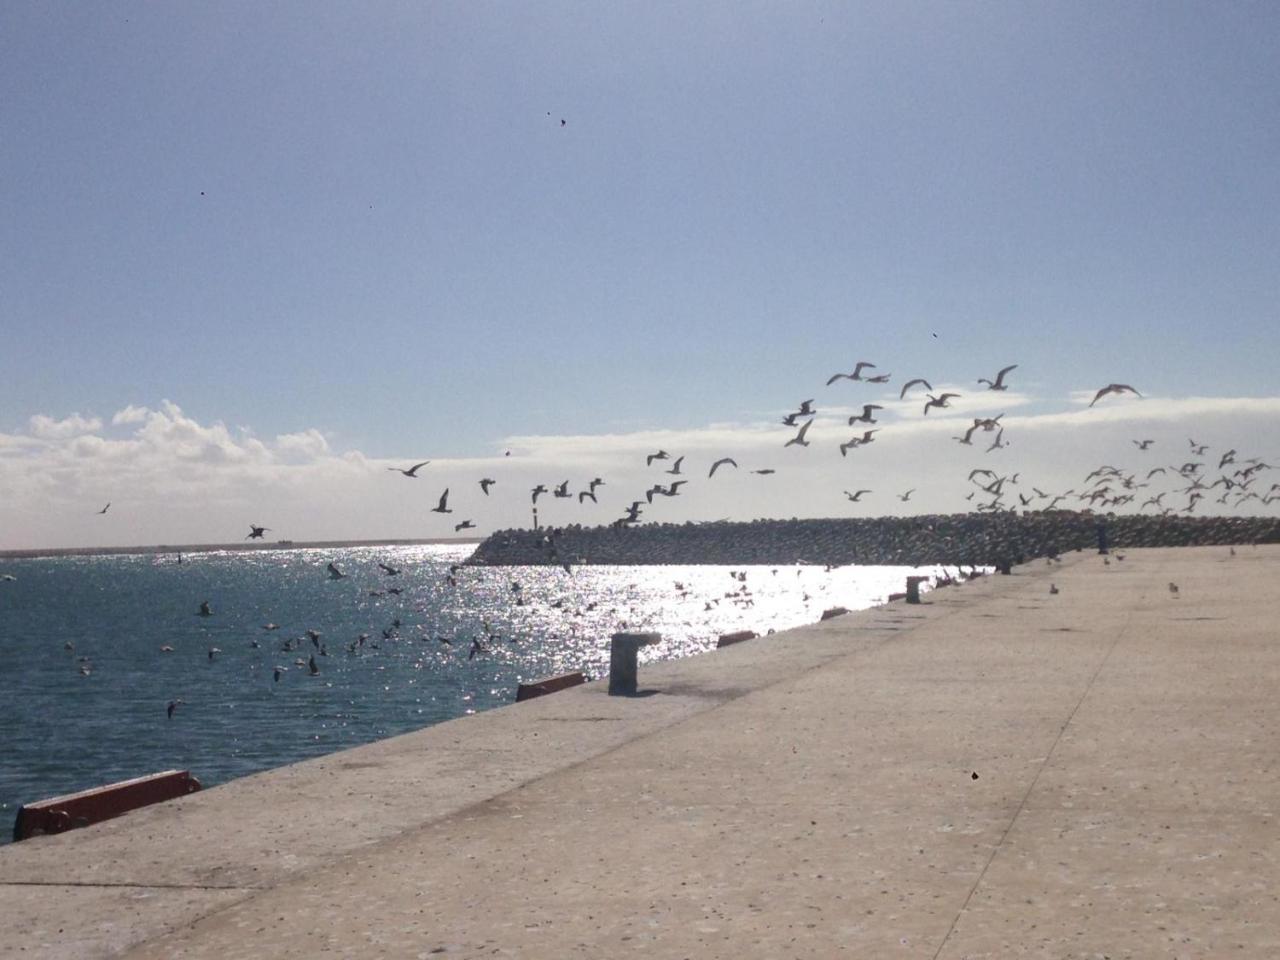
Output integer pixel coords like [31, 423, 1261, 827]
[785, 418, 814, 447]
[752, 468, 776, 475]
[864, 373, 891, 384]
[531, 484, 547, 503]
[1089, 383, 1142, 407]
[646, 450, 670, 466]
[388, 461, 430, 477]
[553, 480, 571, 498]
[953, 424, 978, 445]
[578, 489, 597, 504]
[431, 489, 452, 514]
[246, 524, 270, 539]
[923, 393, 960, 414]
[826, 361, 876, 385]
[795, 399, 816, 416]
[455, 520, 475, 532]
[665, 456, 684, 476]
[327, 562, 347, 580]
[897, 489, 915, 502]
[848, 404, 882, 425]
[1132, 440, 1154, 450]
[479, 478, 496, 495]
[844, 489, 871, 502]
[709, 457, 738, 477]
[97, 502, 111, 515]
[977, 364, 1017, 391]
[899, 378, 931, 399]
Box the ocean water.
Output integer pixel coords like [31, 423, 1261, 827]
[0, 544, 951, 840]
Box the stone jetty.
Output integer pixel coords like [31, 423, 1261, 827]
[469, 510, 1280, 567]
[5, 544, 1279, 958]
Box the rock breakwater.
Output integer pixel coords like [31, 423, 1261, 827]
[467, 512, 1280, 567]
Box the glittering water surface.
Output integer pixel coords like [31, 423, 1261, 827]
[0, 545, 953, 837]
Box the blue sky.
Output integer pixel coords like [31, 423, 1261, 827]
[2, 2, 1278, 548]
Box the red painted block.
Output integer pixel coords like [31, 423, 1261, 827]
[515, 671, 587, 702]
[13, 770, 201, 842]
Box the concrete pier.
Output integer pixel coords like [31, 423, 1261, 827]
[4, 545, 1279, 958]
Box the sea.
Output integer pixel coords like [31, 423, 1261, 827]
[0, 544, 952, 842]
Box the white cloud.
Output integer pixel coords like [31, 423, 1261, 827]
[110, 405, 151, 425]
[28, 413, 102, 440]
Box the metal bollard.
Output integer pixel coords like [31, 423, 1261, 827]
[905, 576, 928, 603]
[609, 632, 659, 695]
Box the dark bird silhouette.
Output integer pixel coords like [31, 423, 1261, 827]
[752, 468, 776, 475]
[897, 489, 915, 502]
[167, 699, 183, 719]
[198, 600, 212, 617]
[844, 489, 871, 502]
[848, 404, 882, 425]
[709, 457, 737, 477]
[826, 361, 876, 385]
[588, 477, 605, 492]
[388, 461, 430, 477]
[246, 524, 270, 540]
[796, 399, 816, 416]
[899, 378, 931, 399]
[923, 393, 960, 414]
[665, 456, 684, 476]
[327, 562, 346, 580]
[785, 418, 814, 448]
[479, 478, 496, 495]
[953, 424, 978, 445]
[554, 480, 571, 498]
[1132, 439, 1154, 450]
[1089, 383, 1142, 407]
[455, 520, 475, 532]
[622, 501, 643, 522]
[864, 373, 891, 384]
[97, 502, 111, 515]
[977, 364, 1017, 390]
[431, 489, 452, 514]
[578, 489, 597, 504]
[531, 484, 547, 503]
[378, 563, 401, 576]
[646, 450, 670, 466]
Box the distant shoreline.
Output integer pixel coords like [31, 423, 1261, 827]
[0, 538, 483, 561]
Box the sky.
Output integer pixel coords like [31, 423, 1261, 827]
[2, 2, 1278, 549]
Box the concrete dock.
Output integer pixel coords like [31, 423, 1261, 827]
[4, 545, 1278, 958]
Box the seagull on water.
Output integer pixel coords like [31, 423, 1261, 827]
[327, 562, 347, 580]
[378, 562, 401, 576]
[167, 699, 184, 719]
[198, 600, 212, 616]
[1089, 383, 1142, 407]
[709, 457, 737, 477]
[431, 489, 452, 514]
[388, 461, 430, 477]
[977, 364, 1017, 391]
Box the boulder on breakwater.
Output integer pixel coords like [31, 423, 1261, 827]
[467, 512, 1280, 568]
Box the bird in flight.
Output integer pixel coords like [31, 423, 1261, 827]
[455, 520, 476, 532]
[897, 489, 915, 501]
[327, 562, 347, 580]
[388, 461, 430, 477]
[479, 478, 496, 495]
[986, 428, 1008, 452]
[923, 393, 960, 414]
[1132, 439, 1154, 450]
[953, 424, 978, 445]
[665, 456, 685, 476]
[588, 477, 605, 492]
[578, 489, 597, 504]
[848, 404, 882, 425]
[785, 419, 814, 447]
[899, 378, 931, 399]
[839, 430, 878, 456]
[1089, 383, 1141, 407]
[709, 457, 738, 477]
[977, 364, 1017, 391]
[97, 502, 111, 515]
[377, 562, 400, 576]
[826, 361, 876, 385]
[752, 468, 776, 475]
[554, 480, 571, 498]
[531, 484, 547, 504]
[246, 524, 270, 540]
[431, 489, 452, 514]
[844, 489, 871, 502]
[864, 373, 891, 384]
[796, 399, 816, 417]
[646, 450, 670, 466]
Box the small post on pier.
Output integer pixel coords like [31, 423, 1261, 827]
[609, 632, 658, 696]
[1095, 520, 1109, 555]
[905, 576, 928, 603]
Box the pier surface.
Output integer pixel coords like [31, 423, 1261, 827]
[4, 545, 1278, 958]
